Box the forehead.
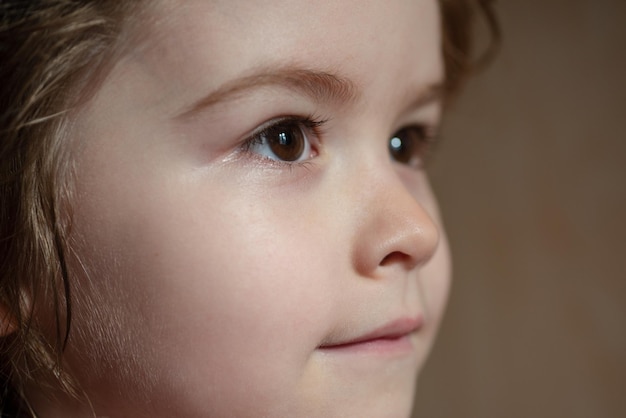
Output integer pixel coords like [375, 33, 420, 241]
[121, 0, 442, 113]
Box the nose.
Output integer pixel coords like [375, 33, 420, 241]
[350, 164, 440, 278]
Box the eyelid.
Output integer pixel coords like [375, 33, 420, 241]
[419, 123, 440, 144]
[393, 122, 441, 145]
[417, 123, 442, 167]
[239, 115, 327, 166]
[248, 115, 326, 143]
[390, 122, 442, 169]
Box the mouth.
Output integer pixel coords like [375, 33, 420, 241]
[318, 316, 424, 355]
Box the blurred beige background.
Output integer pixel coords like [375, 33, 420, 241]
[413, 0, 626, 417]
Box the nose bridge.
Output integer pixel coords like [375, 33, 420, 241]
[349, 156, 440, 277]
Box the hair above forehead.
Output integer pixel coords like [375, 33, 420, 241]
[0, 0, 498, 415]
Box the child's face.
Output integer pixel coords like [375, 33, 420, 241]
[61, 0, 450, 416]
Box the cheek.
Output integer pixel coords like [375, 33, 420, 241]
[66, 175, 339, 405]
[424, 231, 452, 323]
[406, 174, 452, 332]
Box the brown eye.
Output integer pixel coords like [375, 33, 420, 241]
[263, 122, 306, 162]
[388, 126, 432, 167]
[247, 118, 320, 163]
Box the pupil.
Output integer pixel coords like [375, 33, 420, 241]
[390, 137, 403, 151]
[267, 123, 305, 161]
[389, 133, 413, 164]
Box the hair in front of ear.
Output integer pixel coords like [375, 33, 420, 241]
[0, 1, 142, 415]
[439, 0, 500, 99]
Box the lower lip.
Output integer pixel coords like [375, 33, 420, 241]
[318, 333, 415, 356]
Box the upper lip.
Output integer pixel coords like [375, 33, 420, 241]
[319, 316, 424, 348]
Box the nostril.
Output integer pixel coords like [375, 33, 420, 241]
[379, 251, 412, 267]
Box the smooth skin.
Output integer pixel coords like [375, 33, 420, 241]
[35, 0, 452, 416]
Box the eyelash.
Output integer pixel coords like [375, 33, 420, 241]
[388, 124, 440, 169]
[240, 115, 327, 167]
[238, 115, 439, 169]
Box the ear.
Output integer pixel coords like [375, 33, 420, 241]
[0, 304, 17, 336]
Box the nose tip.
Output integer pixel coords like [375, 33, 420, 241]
[378, 223, 439, 270]
[351, 177, 441, 277]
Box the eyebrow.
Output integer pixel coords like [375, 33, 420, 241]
[175, 67, 360, 120]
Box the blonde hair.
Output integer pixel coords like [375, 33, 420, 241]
[0, 0, 498, 415]
[0, 1, 141, 414]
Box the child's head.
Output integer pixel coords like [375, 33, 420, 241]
[1, 1, 495, 416]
